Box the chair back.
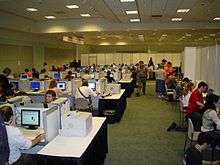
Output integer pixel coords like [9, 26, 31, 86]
[188, 118, 194, 139]
[75, 98, 91, 111]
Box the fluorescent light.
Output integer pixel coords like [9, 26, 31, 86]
[80, 14, 91, 17]
[213, 17, 220, 21]
[120, 0, 135, 2]
[177, 9, 190, 13]
[171, 18, 182, 21]
[125, 10, 138, 14]
[209, 34, 216, 36]
[66, 5, 79, 9]
[26, 8, 38, 12]
[130, 18, 140, 22]
[162, 34, 167, 37]
[45, 16, 56, 19]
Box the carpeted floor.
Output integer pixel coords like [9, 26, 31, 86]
[104, 82, 185, 165]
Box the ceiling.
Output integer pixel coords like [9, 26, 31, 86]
[0, 0, 220, 51]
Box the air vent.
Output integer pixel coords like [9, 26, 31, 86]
[54, 11, 65, 14]
[151, 15, 162, 18]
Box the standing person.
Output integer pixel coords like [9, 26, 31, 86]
[0, 74, 14, 97]
[2, 67, 14, 79]
[136, 61, 148, 96]
[148, 57, 155, 80]
[154, 65, 166, 98]
[164, 61, 174, 79]
[0, 115, 10, 165]
[187, 81, 208, 131]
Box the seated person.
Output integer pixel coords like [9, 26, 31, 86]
[184, 132, 219, 165]
[165, 74, 177, 89]
[75, 80, 97, 101]
[181, 82, 194, 108]
[48, 79, 62, 98]
[64, 71, 73, 81]
[0, 106, 45, 165]
[201, 94, 220, 132]
[44, 90, 57, 105]
[0, 84, 6, 102]
[187, 81, 208, 131]
[105, 71, 115, 83]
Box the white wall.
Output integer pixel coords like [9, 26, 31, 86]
[182, 44, 220, 93]
[81, 53, 181, 66]
[182, 47, 197, 82]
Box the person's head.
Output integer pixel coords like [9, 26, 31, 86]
[183, 82, 194, 96]
[197, 132, 214, 149]
[198, 81, 208, 93]
[107, 71, 111, 76]
[49, 79, 57, 89]
[167, 61, 172, 66]
[24, 68, 29, 73]
[182, 77, 190, 83]
[32, 68, 36, 73]
[82, 80, 88, 86]
[45, 90, 56, 103]
[0, 106, 13, 123]
[204, 94, 220, 111]
[2, 67, 11, 77]
[43, 62, 47, 66]
[68, 71, 72, 75]
[162, 59, 167, 64]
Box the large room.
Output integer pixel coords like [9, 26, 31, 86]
[0, 0, 220, 165]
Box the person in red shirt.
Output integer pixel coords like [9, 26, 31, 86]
[187, 81, 208, 131]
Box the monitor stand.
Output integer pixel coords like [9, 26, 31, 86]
[27, 126, 38, 130]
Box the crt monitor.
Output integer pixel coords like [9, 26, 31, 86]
[57, 82, 66, 90]
[21, 109, 40, 129]
[88, 82, 96, 91]
[10, 81, 19, 91]
[31, 81, 41, 90]
[20, 73, 28, 80]
[53, 72, 61, 80]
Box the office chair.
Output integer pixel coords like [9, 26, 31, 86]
[74, 98, 92, 112]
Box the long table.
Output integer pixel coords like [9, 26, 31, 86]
[118, 79, 134, 97]
[36, 117, 107, 165]
[99, 89, 127, 123]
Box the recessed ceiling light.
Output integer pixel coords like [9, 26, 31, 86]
[209, 34, 216, 36]
[45, 16, 56, 19]
[177, 9, 190, 13]
[125, 10, 138, 15]
[130, 18, 140, 22]
[213, 17, 220, 21]
[171, 18, 182, 21]
[66, 5, 79, 9]
[162, 34, 167, 37]
[185, 33, 192, 37]
[26, 8, 38, 12]
[80, 14, 91, 17]
[120, 0, 135, 2]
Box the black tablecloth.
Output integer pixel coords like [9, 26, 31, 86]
[118, 81, 134, 97]
[99, 92, 127, 123]
[36, 120, 108, 165]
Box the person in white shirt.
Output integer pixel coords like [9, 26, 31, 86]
[0, 106, 45, 165]
[75, 80, 97, 100]
[202, 94, 220, 132]
[181, 82, 194, 107]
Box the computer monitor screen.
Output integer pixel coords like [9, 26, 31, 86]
[88, 82, 96, 91]
[31, 81, 40, 90]
[20, 74, 28, 80]
[10, 81, 19, 91]
[53, 72, 61, 80]
[21, 109, 40, 129]
[57, 82, 66, 90]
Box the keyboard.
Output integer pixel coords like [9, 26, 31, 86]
[20, 128, 44, 140]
